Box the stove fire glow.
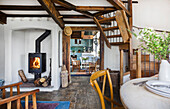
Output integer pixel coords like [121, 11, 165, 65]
[30, 57, 40, 69]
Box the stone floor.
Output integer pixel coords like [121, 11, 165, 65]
[36, 76, 101, 109]
[2, 76, 118, 109]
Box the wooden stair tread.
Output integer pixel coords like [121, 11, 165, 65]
[107, 34, 121, 38]
[103, 26, 119, 31]
[98, 16, 116, 23]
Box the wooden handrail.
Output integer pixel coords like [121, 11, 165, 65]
[0, 89, 39, 105]
[0, 82, 23, 99]
[0, 82, 22, 89]
[133, 26, 170, 33]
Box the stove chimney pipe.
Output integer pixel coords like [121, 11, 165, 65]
[36, 30, 51, 53]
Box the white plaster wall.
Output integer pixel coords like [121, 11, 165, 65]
[3, 18, 62, 90]
[0, 25, 5, 79]
[132, 0, 170, 48]
[104, 43, 120, 70]
[11, 30, 25, 83]
[11, 29, 52, 83]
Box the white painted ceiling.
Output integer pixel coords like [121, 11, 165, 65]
[0, 0, 112, 6]
[0, 0, 113, 23]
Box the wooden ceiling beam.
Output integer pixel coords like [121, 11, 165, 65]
[0, 11, 7, 24]
[71, 26, 98, 31]
[62, 15, 89, 19]
[0, 5, 69, 11]
[122, 1, 138, 3]
[107, 0, 131, 16]
[0, 5, 118, 11]
[52, 0, 94, 18]
[76, 6, 115, 11]
[38, 0, 64, 29]
[6, 14, 90, 19]
[93, 17, 111, 48]
[65, 21, 111, 25]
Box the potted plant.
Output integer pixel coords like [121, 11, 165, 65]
[132, 28, 170, 81]
[82, 57, 89, 63]
[72, 50, 75, 56]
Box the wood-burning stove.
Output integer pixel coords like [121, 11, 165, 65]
[28, 30, 51, 80]
[29, 53, 46, 79]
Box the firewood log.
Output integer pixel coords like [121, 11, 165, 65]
[34, 78, 41, 86]
[39, 76, 47, 83]
[42, 77, 51, 87]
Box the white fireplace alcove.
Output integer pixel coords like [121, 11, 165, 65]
[4, 18, 62, 92]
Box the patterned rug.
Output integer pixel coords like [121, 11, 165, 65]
[21, 101, 70, 109]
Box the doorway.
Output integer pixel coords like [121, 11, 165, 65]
[70, 31, 100, 76]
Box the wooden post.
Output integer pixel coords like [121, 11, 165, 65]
[128, 0, 133, 79]
[10, 87, 13, 96]
[2, 89, 5, 99]
[136, 49, 141, 78]
[17, 99, 21, 109]
[25, 96, 29, 109]
[100, 32, 104, 70]
[32, 93, 37, 109]
[17, 85, 20, 95]
[7, 102, 11, 109]
[62, 31, 71, 82]
[120, 49, 124, 85]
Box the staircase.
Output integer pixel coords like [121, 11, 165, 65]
[93, 10, 131, 49]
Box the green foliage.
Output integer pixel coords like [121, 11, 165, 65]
[72, 50, 75, 53]
[132, 28, 170, 60]
[82, 57, 89, 60]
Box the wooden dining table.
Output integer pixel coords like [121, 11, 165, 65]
[120, 77, 170, 109]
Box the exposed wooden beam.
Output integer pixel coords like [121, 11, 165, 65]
[71, 26, 98, 31]
[0, 5, 69, 11]
[53, 0, 94, 18]
[65, 21, 111, 25]
[6, 14, 90, 19]
[122, 0, 138, 3]
[107, 0, 131, 16]
[0, 5, 119, 11]
[38, 0, 64, 29]
[76, 6, 115, 11]
[0, 11, 7, 24]
[62, 15, 89, 19]
[93, 17, 111, 48]
[64, 21, 96, 24]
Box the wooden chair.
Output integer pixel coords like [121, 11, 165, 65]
[90, 70, 124, 109]
[89, 62, 97, 74]
[71, 58, 80, 72]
